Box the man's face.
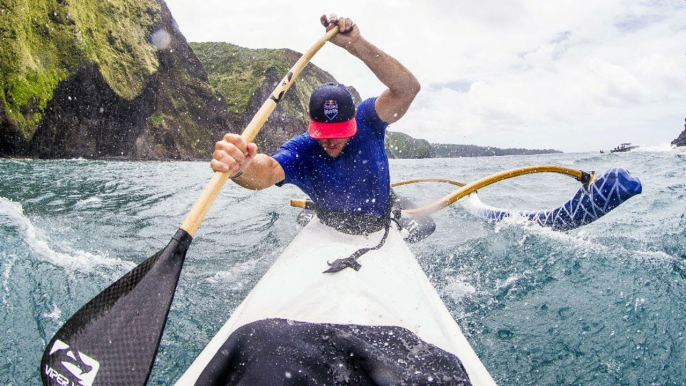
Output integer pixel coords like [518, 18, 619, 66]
[317, 138, 350, 158]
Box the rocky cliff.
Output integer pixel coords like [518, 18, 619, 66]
[385, 131, 434, 159]
[1, 0, 234, 159]
[0, 0, 564, 160]
[190, 42, 362, 155]
[672, 119, 686, 147]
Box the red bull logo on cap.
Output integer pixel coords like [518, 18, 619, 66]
[323, 99, 338, 121]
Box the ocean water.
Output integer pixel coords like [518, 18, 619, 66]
[1, 148, 684, 385]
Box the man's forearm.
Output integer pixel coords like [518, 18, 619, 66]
[231, 154, 284, 190]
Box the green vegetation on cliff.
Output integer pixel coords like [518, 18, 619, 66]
[190, 42, 335, 124]
[385, 131, 434, 159]
[432, 143, 562, 157]
[0, 0, 161, 141]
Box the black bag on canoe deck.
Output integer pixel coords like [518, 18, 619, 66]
[195, 318, 473, 386]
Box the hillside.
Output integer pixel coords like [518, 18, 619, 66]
[385, 131, 434, 159]
[672, 119, 686, 147]
[190, 42, 362, 154]
[0, 0, 233, 159]
[1, 0, 563, 160]
[432, 143, 562, 157]
[383, 132, 561, 159]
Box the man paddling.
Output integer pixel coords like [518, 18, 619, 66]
[211, 14, 420, 233]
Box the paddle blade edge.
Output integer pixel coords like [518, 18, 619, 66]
[40, 229, 193, 386]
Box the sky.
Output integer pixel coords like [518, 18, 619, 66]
[163, 0, 686, 153]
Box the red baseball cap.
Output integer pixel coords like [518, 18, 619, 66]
[307, 83, 357, 139]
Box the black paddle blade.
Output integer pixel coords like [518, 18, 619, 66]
[40, 229, 192, 386]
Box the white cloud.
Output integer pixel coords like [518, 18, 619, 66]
[165, 0, 686, 152]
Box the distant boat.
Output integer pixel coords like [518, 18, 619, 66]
[610, 143, 639, 153]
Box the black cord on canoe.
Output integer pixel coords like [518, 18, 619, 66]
[323, 198, 401, 274]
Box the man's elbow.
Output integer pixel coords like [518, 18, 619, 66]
[409, 76, 421, 98]
[399, 75, 421, 104]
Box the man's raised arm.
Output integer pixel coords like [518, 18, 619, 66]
[321, 14, 421, 124]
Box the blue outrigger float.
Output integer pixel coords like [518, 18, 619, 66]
[460, 167, 642, 231]
[385, 165, 641, 233]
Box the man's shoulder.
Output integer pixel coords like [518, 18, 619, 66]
[285, 132, 317, 148]
[355, 97, 387, 137]
[356, 97, 378, 114]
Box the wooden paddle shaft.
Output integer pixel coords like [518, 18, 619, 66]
[180, 27, 339, 236]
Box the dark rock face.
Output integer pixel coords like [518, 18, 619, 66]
[243, 66, 308, 156]
[672, 119, 686, 147]
[0, 96, 27, 155]
[29, 63, 149, 159]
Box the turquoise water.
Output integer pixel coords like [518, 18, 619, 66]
[1, 149, 684, 385]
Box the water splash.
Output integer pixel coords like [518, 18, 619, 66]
[0, 197, 134, 273]
[150, 28, 172, 50]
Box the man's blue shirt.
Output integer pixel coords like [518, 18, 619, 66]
[272, 98, 390, 217]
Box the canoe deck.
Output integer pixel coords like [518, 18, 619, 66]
[176, 218, 496, 385]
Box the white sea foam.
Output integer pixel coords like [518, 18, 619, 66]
[444, 277, 477, 301]
[491, 214, 615, 256]
[73, 196, 103, 209]
[633, 144, 675, 152]
[44, 303, 62, 321]
[0, 197, 134, 273]
[1, 254, 17, 305]
[496, 275, 520, 290]
[207, 255, 266, 291]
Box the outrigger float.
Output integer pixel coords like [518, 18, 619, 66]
[392, 166, 642, 232]
[41, 27, 642, 386]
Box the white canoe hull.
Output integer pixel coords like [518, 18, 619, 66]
[177, 218, 496, 385]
